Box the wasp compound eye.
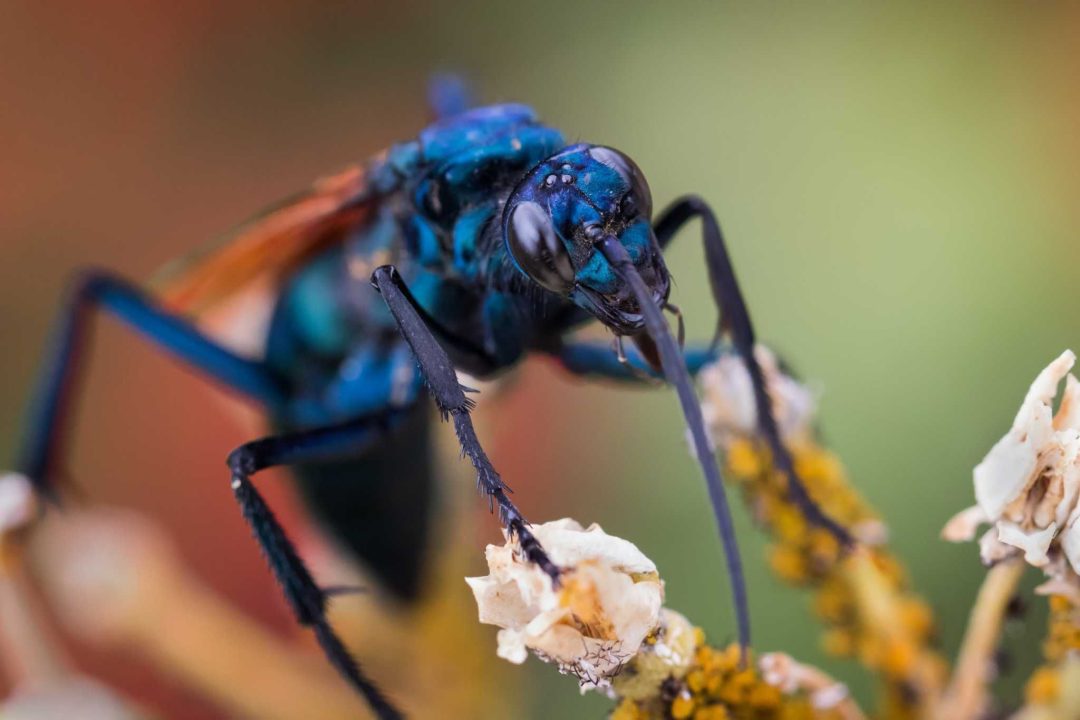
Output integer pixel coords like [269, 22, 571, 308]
[506, 201, 575, 294]
[587, 146, 653, 220]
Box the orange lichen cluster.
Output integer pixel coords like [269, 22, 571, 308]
[723, 437, 946, 718]
[1041, 596, 1080, 667]
[1015, 653, 1080, 720]
[1023, 595, 1080, 707]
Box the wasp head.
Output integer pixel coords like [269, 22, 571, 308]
[502, 144, 670, 352]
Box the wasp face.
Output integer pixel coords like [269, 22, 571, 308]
[502, 144, 669, 336]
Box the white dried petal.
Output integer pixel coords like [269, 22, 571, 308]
[1054, 435, 1080, 528]
[811, 683, 850, 710]
[698, 346, 816, 444]
[996, 521, 1056, 566]
[1056, 375, 1080, 431]
[495, 628, 528, 664]
[1034, 555, 1080, 604]
[942, 505, 988, 543]
[1034, 573, 1080, 606]
[851, 519, 889, 546]
[1061, 508, 1080, 575]
[974, 350, 1074, 520]
[0, 472, 36, 535]
[759, 651, 852, 711]
[759, 652, 799, 693]
[466, 519, 663, 691]
[978, 528, 1018, 565]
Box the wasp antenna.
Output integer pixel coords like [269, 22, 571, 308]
[597, 236, 751, 663]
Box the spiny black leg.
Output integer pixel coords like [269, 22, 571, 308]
[226, 415, 409, 720]
[654, 197, 853, 546]
[370, 265, 559, 581]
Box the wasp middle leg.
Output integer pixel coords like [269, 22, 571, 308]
[550, 340, 727, 382]
[14, 269, 405, 718]
[15, 270, 288, 500]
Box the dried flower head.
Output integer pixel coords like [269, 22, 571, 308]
[943, 350, 1080, 599]
[468, 518, 868, 718]
[466, 519, 663, 690]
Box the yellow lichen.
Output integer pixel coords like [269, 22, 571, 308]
[696, 350, 946, 718]
[716, 434, 945, 718]
[1019, 594, 1080, 711]
[611, 627, 856, 720]
[1025, 666, 1061, 706]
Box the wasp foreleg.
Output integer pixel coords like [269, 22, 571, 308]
[370, 265, 560, 583]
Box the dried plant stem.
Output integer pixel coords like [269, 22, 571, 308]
[25, 508, 374, 720]
[934, 557, 1026, 720]
[138, 578, 375, 720]
[841, 548, 944, 714]
[0, 558, 71, 688]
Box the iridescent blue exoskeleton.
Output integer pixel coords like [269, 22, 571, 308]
[14, 83, 849, 718]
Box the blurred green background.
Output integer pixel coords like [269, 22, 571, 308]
[3, 2, 1080, 717]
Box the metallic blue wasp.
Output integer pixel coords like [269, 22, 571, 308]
[14, 82, 850, 718]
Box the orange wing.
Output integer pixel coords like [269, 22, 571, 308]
[152, 164, 375, 316]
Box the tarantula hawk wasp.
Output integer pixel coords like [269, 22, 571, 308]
[12, 81, 850, 718]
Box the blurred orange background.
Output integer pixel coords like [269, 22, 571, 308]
[4, 2, 1080, 718]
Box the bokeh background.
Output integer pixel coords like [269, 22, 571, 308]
[3, 2, 1080, 717]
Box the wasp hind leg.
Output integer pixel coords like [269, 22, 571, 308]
[226, 413, 414, 720]
[370, 265, 560, 582]
[13, 270, 404, 714]
[15, 270, 288, 500]
[654, 196, 853, 546]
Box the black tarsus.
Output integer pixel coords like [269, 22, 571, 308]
[226, 418, 408, 720]
[654, 197, 853, 546]
[597, 235, 751, 661]
[370, 265, 560, 581]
